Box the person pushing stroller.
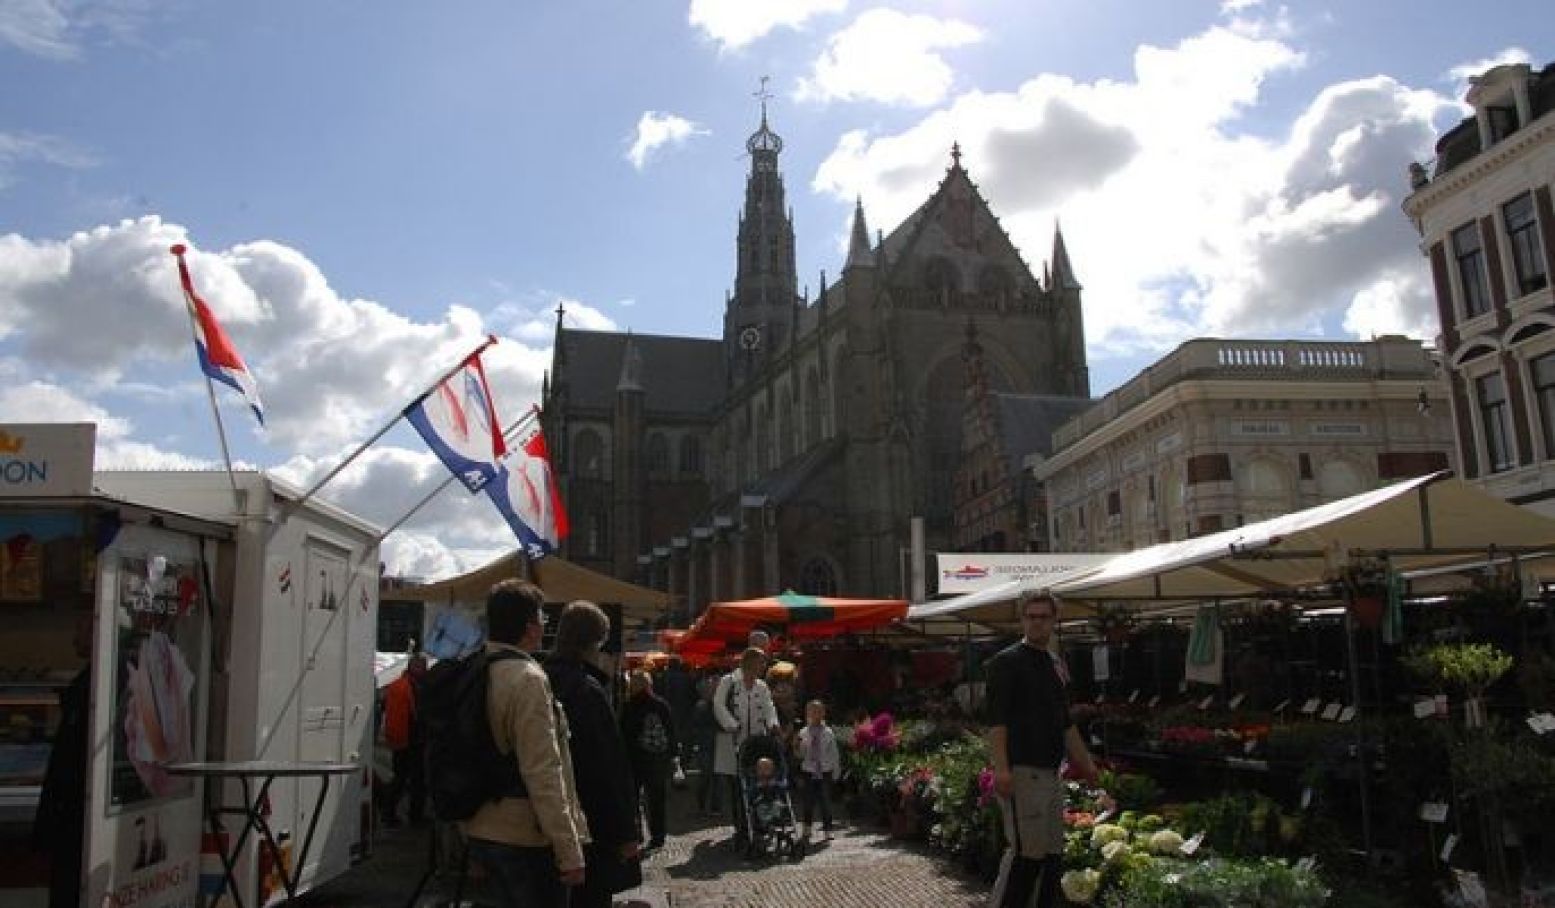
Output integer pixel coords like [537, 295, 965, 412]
[713, 647, 781, 850]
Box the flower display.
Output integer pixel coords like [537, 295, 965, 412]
[1148, 829, 1186, 855]
[975, 767, 995, 807]
[1090, 823, 1128, 849]
[853, 711, 901, 752]
[1060, 868, 1102, 904]
[1101, 839, 1132, 864]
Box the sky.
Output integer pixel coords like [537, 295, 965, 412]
[0, 0, 1548, 580]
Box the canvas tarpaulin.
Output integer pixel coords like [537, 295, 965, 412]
[671, 591, 908, 661]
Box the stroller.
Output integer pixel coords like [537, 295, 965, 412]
[736, 734, 803, 860]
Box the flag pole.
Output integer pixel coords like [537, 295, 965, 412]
[371, 408, 539, 545]
[276, 334, 500, 528]
[172, 245, 244, 515]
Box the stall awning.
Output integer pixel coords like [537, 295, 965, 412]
[1048, 472, 1555, 603]
[672, 591, 908, 659]
[388, 551, 674, 622]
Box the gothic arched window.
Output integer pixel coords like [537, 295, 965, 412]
[924, 257, 959, 295]
[573, 429, 605, 479]
[646, 433, 669, 478]
[679, 435, 703, 475]
[797, 557, 839, 596]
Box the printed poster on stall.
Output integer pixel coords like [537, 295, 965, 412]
[110, 555, 203, 808]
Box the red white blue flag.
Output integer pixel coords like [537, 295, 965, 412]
[172, 245, 264, 426]
[485, 420, 569, 559]
[404, 346, 508, 492]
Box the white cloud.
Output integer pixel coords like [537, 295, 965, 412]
[688, 0, 846, 51]
[0, 0, 159, 59]
[626, 111, 707, 170]
[795, 9, 982, 108]
[0, 131, 97, 189]
[0, 0, 73, 58]
[1447, 47, 1534, 97]
[813, 23, 1458, 365]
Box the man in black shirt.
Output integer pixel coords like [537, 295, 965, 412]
[984, 594, 1103, 908]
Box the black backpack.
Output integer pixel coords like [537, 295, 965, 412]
[421, 648, 529, 821]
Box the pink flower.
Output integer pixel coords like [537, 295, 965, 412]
[976, 767, 995, 806]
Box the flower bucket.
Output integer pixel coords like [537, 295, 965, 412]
[1349, 594, 1385, 630]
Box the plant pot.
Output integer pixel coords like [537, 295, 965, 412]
[889, 807, 920, 839]
[1464, 696, 1488, 729]
[1349, 594, 1385, 630]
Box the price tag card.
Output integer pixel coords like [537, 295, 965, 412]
[1272, 699, 1290, 713]
[1180, 831, 1205, 856]
[1300, 698, 1321, 715]
[1197, 694, 1215, 711]
[1415, 699, 1437, 719]
[1338, 706, 1357, 723]
[1441, 832, 1459, 862]
[1147, 694, 1161, 708]
[1294, 856, 1316, 874]
[1090, 734, 1103, 747]
[1094, 808, 1115, 825]
[1419, 802, 1449, 824]
[1128, 689, 1140, 704]
[1300, 787, 1313, 810]
[1537, 713, 1555, 734]
[1228, 693, 1246, 709]
[1321, 702, 1342, 721]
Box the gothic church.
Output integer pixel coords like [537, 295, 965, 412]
[543, 109, 1090, 615]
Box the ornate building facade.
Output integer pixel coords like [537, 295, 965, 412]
[1033, 337, 1456, 552]
[1402, 61, 1555, 515]
[543, 111, 1091, 613]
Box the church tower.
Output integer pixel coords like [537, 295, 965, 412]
[724, 98, 799, 387]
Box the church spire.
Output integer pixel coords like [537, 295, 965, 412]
[845, 196, 874, 271]
[1051, 221, 1081, 290]
[726, 78, 798, 386]
[616, 332, 643, 392]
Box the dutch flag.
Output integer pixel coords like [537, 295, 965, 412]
[172, 245, 265, 426]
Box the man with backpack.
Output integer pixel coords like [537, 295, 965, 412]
[427, 579, 588, 908]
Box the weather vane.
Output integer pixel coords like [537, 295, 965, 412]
[754, 75, 773, 105]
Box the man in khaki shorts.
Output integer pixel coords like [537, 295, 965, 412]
[985, 594, 1103, 908]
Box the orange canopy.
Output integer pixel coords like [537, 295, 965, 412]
[671, 591, 908, 663]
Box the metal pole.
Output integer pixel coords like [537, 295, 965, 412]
[1343, 598, 1374, 858]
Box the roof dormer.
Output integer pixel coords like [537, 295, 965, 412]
[1467, 63, 1533, 148]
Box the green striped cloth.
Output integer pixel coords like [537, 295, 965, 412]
[1188, 604, 1220, 665]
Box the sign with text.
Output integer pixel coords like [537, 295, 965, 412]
[0, 423, 96, 498]
[934, 552, 1112, 594]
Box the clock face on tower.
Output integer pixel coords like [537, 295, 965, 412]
[739, 325, 763, 351]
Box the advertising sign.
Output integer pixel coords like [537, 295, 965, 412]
[935, 552, 1114, 595]
[0, 423, 96, 498]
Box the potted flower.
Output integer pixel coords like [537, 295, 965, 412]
[1334, 557, 1390, 630]
[1404, 642, 1513, 729]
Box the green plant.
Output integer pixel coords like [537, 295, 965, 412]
[1403, 642, 1513, 695]
[1098, 769, 1162, 811]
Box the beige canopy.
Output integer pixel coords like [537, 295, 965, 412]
[1048, 472, 1555, 603]
[392, 551, 675, 623]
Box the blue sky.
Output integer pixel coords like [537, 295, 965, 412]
[0, 0, 1548, 578]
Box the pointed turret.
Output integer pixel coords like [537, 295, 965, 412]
[552, 302, 568, 366]
[1051, 222, 1081, 290]
[845, 197, 874, 271]
[616, 332, 644, 393]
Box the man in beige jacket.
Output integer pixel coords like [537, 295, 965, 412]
[464, 579, 590, 907]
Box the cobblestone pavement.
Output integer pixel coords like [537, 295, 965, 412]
[300, 780, 994, 908]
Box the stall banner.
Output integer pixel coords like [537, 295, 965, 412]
[111, 555, 202, 808]
[934, 552, 1111, 595]
[0, 422, 95, 498]
[98, 804, 201, 908]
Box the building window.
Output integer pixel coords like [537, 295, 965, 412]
[1504, 193, 1548, 297]
[1533, 352, 1555, 459]
[1477, 371, 1514, 472]
[1488, 104, 1520, 142]
[679, 435, 702, 474]
[573, 429, 605, 479]
[1452, 221, 1491, 317]
[646, 433, 669, 478]
[797, 558, 838, 596]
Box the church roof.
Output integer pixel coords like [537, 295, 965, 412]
[560, 328, 724, 417]
[991, 393, 1094, 467]
[744, 436, 847, 505]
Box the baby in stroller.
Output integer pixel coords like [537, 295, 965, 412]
[737, 735, 803, 860]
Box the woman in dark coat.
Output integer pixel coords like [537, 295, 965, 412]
[621, 669, 678, 849]
[544, 601, 641, 907]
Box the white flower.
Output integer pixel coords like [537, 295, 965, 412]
[1060, 869, 1102, 904]
[1149, 830, 1186, 855]
[1090, 823, 1128, 848]
[1101, 840, 1132, 863]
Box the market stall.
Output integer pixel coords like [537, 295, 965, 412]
[670, 591, 908, 665]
